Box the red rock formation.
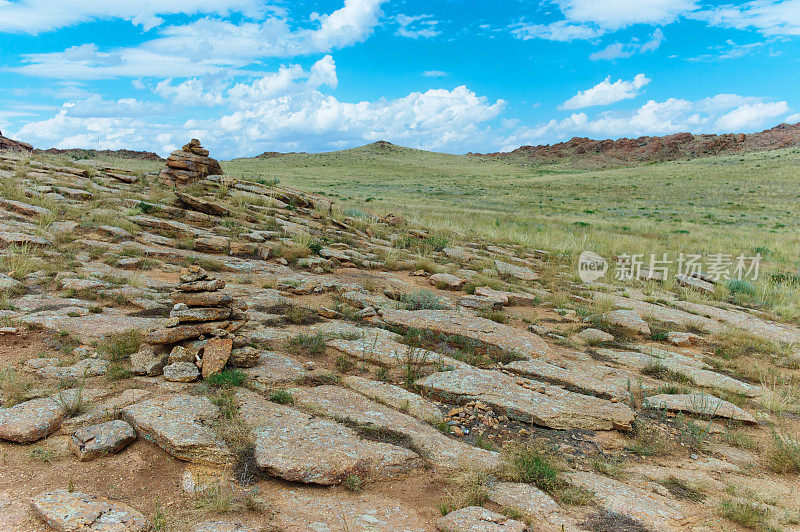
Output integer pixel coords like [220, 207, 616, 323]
[0, 131, 33, 153]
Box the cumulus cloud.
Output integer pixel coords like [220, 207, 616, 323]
[0, 0, 266, 33]
[13, 0, 386, 79]
[15, 57, 505, 157]
[502, 93, 790, 150]
[561, 74, 651, 110]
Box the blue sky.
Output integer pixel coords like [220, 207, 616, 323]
[1, 0, 799, 158]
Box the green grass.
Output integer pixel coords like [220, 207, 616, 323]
[220, 143, 800, 322]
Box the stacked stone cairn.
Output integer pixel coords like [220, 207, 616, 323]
[158, 138, 223, 186]
[134, 265, 258, 382]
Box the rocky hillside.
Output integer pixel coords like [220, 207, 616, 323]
[473, 122, 800, 166]
[0, 145, 798, 531]
[0, 131, 33, 153]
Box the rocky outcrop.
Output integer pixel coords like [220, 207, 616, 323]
[472, 122, 800, 167]
[158, 139, 222, 186]
[0, 130, 33, 153]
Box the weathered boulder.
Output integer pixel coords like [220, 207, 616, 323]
[429, 273, 466, 290]
[0, 397, 65, 443]
[175, 192, 230, 216]
[122, 395, 232, 465]
[202, 338, 232, 378]
[130, 346, 168, 376]
[69, 420, 137, 461]
[236, 391, 422, 484]
[164, 362, 200, 382]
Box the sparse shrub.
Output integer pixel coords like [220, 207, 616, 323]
[728, 279, 756, 295]
[767, 428, 800, 474]
[343, 474, 364, 492]
[400, 289, 447, 310]
[477, 309, 509, 324]
[641, 362, 695, 385]
[402, 347, 429, 387]
[207, 369, 247, 389]
[284, 305, 318, 325]
[592, 458, 626, 480]
[628, 418, 671, 456]
[660, 476, 705, 501]
[718, 499, 770, 529]
[286, 332, 328, 356]
[579, 510, 650, 532]
[100, 330, 142, 361]
[0, 369, 33, 407]
[105, 363, 132, 381]
[335, 354, 353, 373]
[269, 390, 294, 405]
[435, 471, 490, 516]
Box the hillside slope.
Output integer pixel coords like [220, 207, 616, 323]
[472, 122, 800, 167]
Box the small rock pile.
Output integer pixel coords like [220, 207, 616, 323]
[158, 139, 223, 186]
[136, 266, 250, 381]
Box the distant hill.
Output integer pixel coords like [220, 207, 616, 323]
[470, 123, 800, 166]
[0, 130, 33, 153]
[35, 147, 163, 161]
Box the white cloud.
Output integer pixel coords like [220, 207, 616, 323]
[695, 0, 800, 36]
[154, 76, 227, 107]
[422, 70, 448, 78]
[502, 93, 791, 150]
[590, 29, 665, 60]
[14, 58, 505, 157]
[715, 100, 789, 130]
[13, 0, 386, 79]
[0, 0, 266, 33]
[511, 20, 605, 42]
[554, 0, 697, 30]
[561, 74, 651, 109]
[394, 14, 442, 39]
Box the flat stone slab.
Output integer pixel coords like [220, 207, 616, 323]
[175, 192, 230, 216]
[495, 259, 538, 281]
[415, 367, 634, 431]
[436, 506, 526, 532]
[504, 357, 640, 400]
[594, 348, 762, 397]
[61, 389, 152, 433]
[488, 482, 577, 531]
[565, 472, 686, 532]
[0, 396, 65, 443]
[144, 320, 230, 344]
[0, 198, 52, 217]
[70, 420, 137, 461]
[202, 338, 232, 378]
[379, 309, 552, 359]
[269, 487, 432, 531]
[342, 375, 443, 422]
[36, 358, 108, 380]
[236, 391, 423, 484]
[475, 286, 539, 306]
[122, 394, 232, 466]
[30, 489, 147, 531]
[326, 328, 449, 368]
[290, 385, 500, 471]
[646, 393, 757, 423]
[602, 310, 651, 335]
[674, 299, 800, 344]
[242, 351, 306, 384]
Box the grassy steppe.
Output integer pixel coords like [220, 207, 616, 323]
[51, 141, 800, 321]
